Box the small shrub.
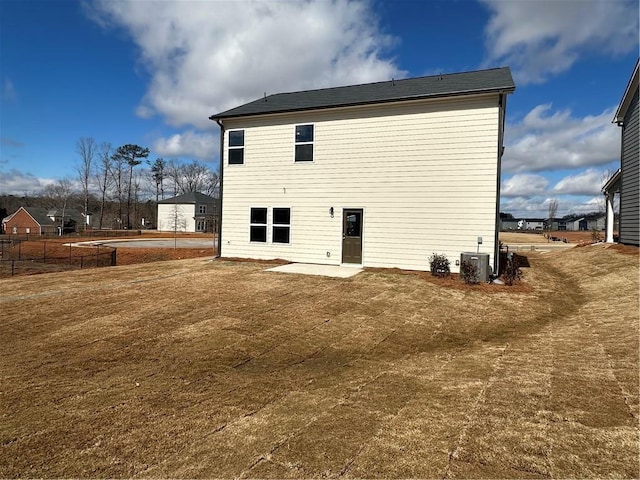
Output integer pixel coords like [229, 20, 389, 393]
[503, 255, 522, 286]
[460, 260, 479, 284]
[591, 228, 601, 243]
[429, 253, 450, 278]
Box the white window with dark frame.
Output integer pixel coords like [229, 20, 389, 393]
[250, 207, 267, 242]
[294, 124, 314, 162]
[198, 205, 207, 214]
[272, 208, 291, 244]
[228, 130, 245, 165]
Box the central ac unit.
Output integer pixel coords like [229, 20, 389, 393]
[460, 252, 490, 282]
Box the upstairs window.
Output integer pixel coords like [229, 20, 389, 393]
[272, 208, 291, 244]
[198, 205, 207, 214]
[228, 130, 244, 165]
[295, 124, 314, 162]
[250, 207, 267, 242]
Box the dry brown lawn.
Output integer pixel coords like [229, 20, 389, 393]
[500, 231, 594, 245]
[1, 245, 638, 478]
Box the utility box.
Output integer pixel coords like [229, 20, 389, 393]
[460, 252, 490, 283]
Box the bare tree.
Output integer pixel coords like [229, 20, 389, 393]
[76, 137, 96, 219]
[165, 159, 184, 196]
[43, 178, 75, 235]
[165, 159, 219, 196]
[110, 151, 127, 229]
[112, 144, 150, 228]
[547, 198, 559, 240]
[95, 142, 113, 230]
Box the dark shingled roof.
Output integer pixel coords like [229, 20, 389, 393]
[23, 207, 83, 225]
[210, 67, 514, 120]
[158, 191, 216, 204]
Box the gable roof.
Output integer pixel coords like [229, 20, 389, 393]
[614, 58, 639, 124]
[210, 67, 515, 120]
[158, 191, 216, 204]
[7, 207, 83, 226]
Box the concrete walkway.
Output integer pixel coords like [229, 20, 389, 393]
[266, 263, 363, 278]
[67, 238, 217, 249]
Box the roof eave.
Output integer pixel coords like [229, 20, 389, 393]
[602, 168, 622, 193]
[209, 86, 515, 121]
[613, 59, 639, 124]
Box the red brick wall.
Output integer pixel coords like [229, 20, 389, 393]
[2, 209, 52, 235]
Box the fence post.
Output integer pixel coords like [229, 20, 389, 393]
[96, 245, 100, 267]
[111, 248, 117, 266]
[18, 241, 21, 260]
[12, 259, 15, 276]
[43, 241, 47, 262]
[69, 243, 72, 265]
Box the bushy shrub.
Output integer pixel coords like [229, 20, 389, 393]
[591, 228, 601, 243]
[460, 260, 479, 284]
[503, 255, 522, 286]
[429, 253, 450, 277]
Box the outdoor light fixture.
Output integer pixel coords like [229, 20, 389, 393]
[329, 207, 334, 218]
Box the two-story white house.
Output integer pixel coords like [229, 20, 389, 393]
[157, 191, 218, 233]
[210, 67, 515, 274]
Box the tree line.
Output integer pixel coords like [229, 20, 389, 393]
[1, 137, 219, 231]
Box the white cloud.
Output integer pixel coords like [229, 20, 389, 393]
[503, 104, 619, 173]
[153, 131, 218, 160]
[88, 0, 402, 130]
[481, 0, 639, 84]
[552, 168, 608, 196]
[501, 173, 548, 197]
[501, 195, 604, 219]
[0, 169, 55, 195]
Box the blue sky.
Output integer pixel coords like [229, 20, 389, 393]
[1, 0, 638, 218]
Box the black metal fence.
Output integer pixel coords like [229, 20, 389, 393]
[0, 238, 116, 277]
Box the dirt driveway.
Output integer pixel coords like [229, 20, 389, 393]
[1, 245, 638, 478]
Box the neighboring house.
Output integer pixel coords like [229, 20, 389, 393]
[603, 59, 639, 245]
[500, 219, 520, 231]
[157, 192, 218, 233]
[1, 207, 83, 235]
[568, 214, 605, 232]
[517, 219, 545, 231]
[210, 67, 515, 273]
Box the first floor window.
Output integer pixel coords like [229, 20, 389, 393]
[250, 207, 267, 242]
[272, 208, 290, 243]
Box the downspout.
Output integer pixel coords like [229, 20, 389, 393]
[215, 119, 225, 258]
[493, 93, 507, 278]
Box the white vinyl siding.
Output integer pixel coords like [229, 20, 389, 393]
[157, 203, 196, 232]
[221, 94, 501, 272]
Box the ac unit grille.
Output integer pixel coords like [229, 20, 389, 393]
[460, 252, 490, 282]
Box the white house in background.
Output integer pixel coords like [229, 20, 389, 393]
[210, 67, 515, 273]
[157, 191, 217, 233]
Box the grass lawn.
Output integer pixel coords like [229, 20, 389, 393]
[1, 244, 638, 478]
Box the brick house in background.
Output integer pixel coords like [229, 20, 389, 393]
[1, 207, 83, 235]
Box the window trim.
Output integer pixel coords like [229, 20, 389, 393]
[228, 129, 245, 165]
[249, 207, 267, 243]
[294, 124, 314, 163]
[272, 207, 291, 244]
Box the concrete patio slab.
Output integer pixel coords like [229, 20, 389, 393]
[266, 263, 363, 278]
